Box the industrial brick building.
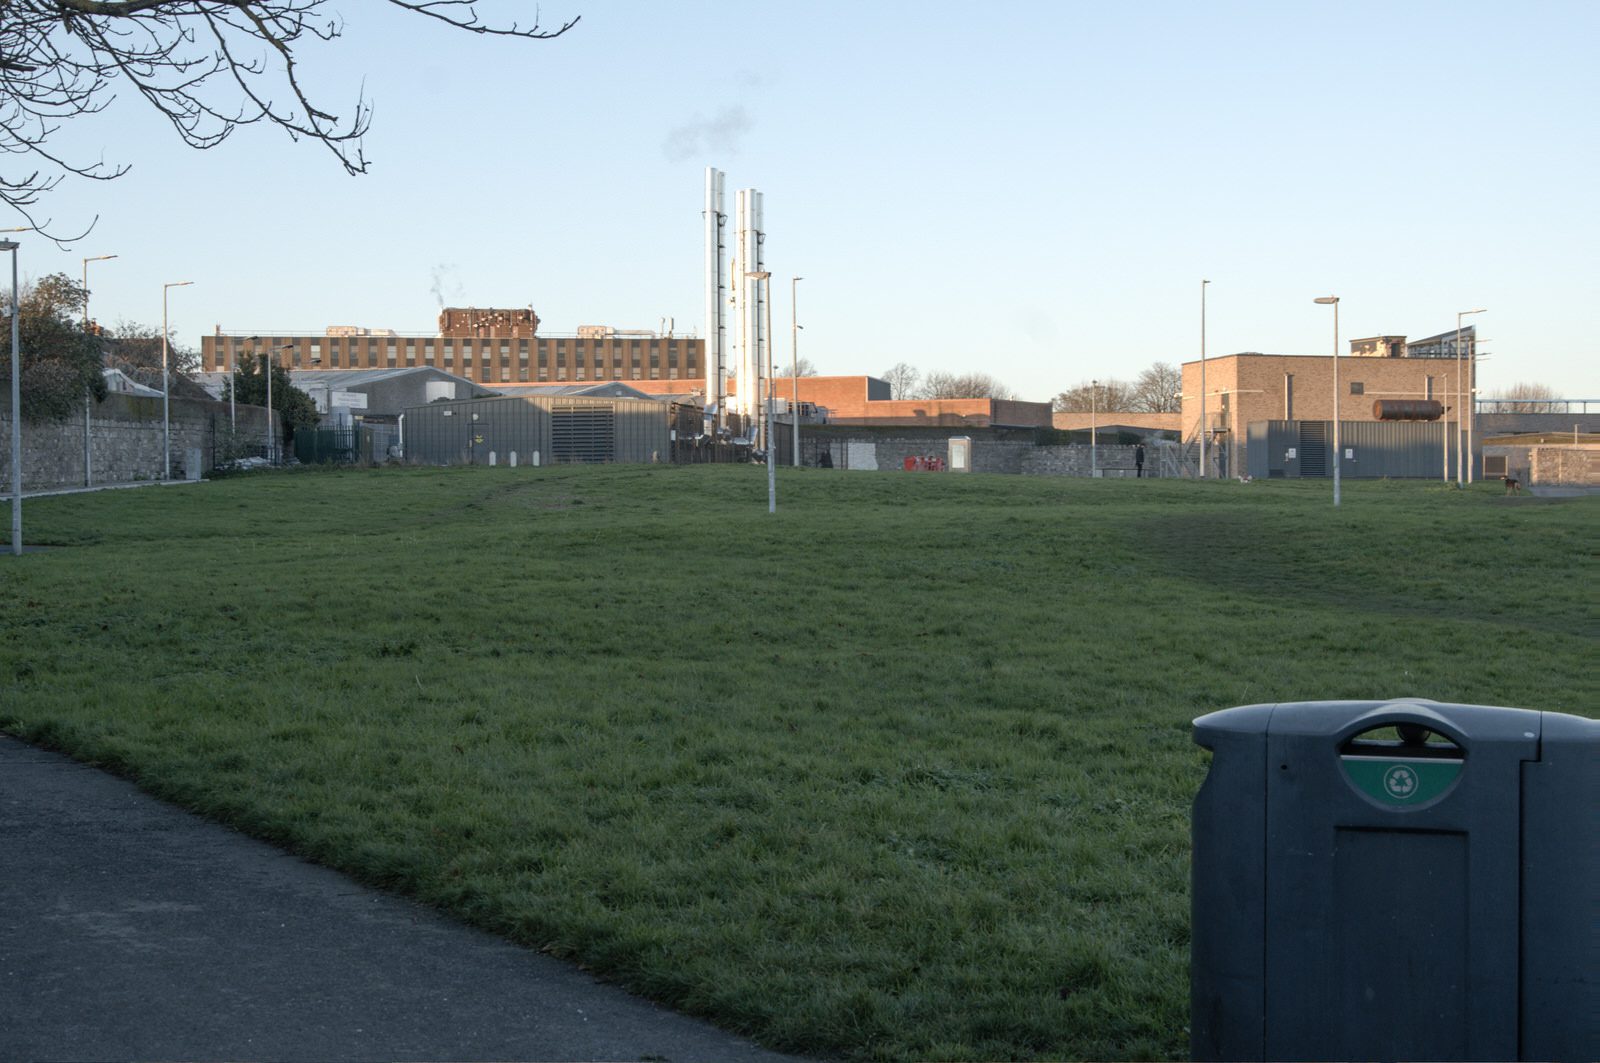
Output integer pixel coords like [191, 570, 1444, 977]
[734, 375, 1052, 428]
[199, 309, 702, 388]
[1180, 352, 1477, 477]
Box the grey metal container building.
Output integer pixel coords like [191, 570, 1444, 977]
[1248, 420, 1477, 480]
[401, 395, 670, 466]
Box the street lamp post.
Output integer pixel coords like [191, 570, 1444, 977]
[791, 275, 803, 467]
[1314, 296, 1340, 507]
[1457, 308, 1486, 485]
[82, 254, 116, 488]
[3, 238, 20, 555]
[161, 282, 193, 479]
[1200, 279, 1209, 477]
[265, 349, 273, 463]
[1090, 379, 1098, 477]
[746, 271, 775, 512]
[263, 342, 292, 464]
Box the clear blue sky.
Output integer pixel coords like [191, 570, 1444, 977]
[13, 0, 1598, 400]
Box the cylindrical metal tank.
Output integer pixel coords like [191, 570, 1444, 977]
[1374, 399, 1444, 421]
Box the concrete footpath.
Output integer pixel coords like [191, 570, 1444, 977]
[0, 736, 801, 1062]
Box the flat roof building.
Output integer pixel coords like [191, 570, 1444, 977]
[1181, 352, 1475, 477]
[200, 312, 702, 389]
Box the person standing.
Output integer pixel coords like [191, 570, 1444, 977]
[1135, 442, 1146, 478]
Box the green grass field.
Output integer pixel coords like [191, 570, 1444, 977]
[2, 466, 1594, 1060]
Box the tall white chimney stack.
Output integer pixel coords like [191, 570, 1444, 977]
[703, 167, 726, 432]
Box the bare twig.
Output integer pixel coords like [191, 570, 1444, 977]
[0, 1, 579, 239]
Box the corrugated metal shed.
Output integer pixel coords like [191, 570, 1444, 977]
[401, 394, 670, 466]
[1248, 420, 1473, 479]
[488, 382, 659, 400]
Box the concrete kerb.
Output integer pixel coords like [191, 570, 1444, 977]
[0, 477, 208, 502]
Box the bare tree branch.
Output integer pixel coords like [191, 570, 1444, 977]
[1, 1, 579, 237]
[919, 371, 1014, 400]
[1052, 379, 1134, 413]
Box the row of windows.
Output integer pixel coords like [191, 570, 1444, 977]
[208, 339, 700, 374]
[221, 339, 689, 354]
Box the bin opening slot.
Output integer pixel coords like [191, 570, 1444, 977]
[1340, 723, 1464, 761]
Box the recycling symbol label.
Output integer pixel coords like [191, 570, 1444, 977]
[1383, 764, 1420, 800]
[1342, 755, 1462, 806]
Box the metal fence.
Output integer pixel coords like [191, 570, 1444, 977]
[294, 425, 358, 464]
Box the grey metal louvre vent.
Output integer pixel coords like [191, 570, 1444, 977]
[1483, 454, 1508, 477]
[1298, 421, 1327, 477]
[551, 404, 615, 463]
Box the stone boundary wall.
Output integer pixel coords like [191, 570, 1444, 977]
[0, 393, 275, 491]
[1021, 444, 1144, 477]
[830, 435, 1149, 478]
[1530, 445, 1599, 486]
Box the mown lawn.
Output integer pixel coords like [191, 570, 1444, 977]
[2, 466, 1594, 1060]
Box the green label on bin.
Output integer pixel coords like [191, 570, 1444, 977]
[1342, 756, 1462, 806]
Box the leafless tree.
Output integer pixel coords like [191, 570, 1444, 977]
[1052, 379, 1133, 413]
[881, 361, 919, 399]
[1487, 381, 1562, 414]
[1129, 362, 1181, 412]
[919, 370, 1015, 400]
[792, 356, 819, 377]
[1, 1, 578, 236]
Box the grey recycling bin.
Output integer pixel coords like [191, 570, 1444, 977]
[1191, 698, 1597, 1062]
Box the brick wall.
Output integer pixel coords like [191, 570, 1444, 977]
[739, 376, 876, 417]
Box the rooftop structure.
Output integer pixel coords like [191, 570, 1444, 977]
[438, 307, 539, 338]
[1347, 326, 1476, 360]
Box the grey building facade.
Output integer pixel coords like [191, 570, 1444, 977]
[401, 394, 671, 466]
[1248, 420, 1476, 479]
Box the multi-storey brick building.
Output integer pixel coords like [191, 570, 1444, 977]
[200, 308, 702, 388]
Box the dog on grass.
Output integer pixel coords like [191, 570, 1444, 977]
[1503, 475, 1522, 495]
